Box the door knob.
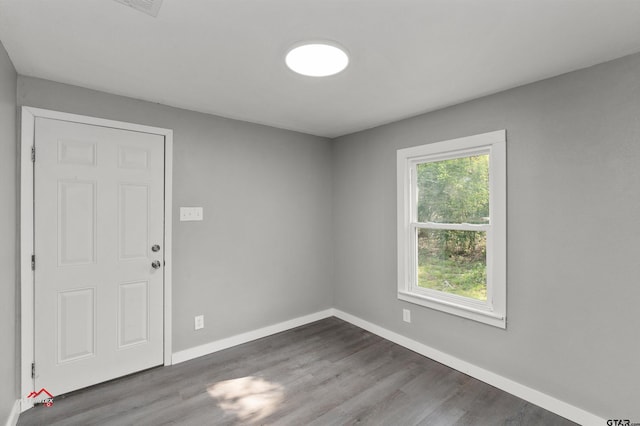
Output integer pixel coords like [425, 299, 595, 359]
[151, 260, 162, 269]
[151, 244, 161, 252]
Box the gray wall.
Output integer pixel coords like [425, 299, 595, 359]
[0, 41, 17, 422]
[332, 52, 640, 419]
[17, 76, 334, 352]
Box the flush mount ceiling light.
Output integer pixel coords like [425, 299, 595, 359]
[285, 43, 349, 77]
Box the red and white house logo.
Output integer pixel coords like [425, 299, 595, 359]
[27, 388, 54, 407]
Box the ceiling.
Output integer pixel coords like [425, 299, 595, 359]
[1, 1, 640, 138]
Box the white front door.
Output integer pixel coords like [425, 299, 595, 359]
[33, 117, 165, 396]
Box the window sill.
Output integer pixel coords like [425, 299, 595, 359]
[398, 290, 506, 329]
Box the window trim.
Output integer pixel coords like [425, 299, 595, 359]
[397, 130, 506, 328]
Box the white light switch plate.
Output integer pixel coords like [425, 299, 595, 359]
[180, 207, 203, 221]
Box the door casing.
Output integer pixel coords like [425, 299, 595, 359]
[19, 106, 174, 412]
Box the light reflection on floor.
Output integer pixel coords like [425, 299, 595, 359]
[207, 376, 284, 423]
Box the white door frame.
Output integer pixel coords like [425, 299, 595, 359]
[20, 106, 173, 411]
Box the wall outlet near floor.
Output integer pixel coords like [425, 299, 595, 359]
[180, 207, 204, 221]
[194, 315, 204, 330]
[403, 309, 411, 323]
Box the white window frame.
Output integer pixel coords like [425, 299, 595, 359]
[397, 130, 506, 328]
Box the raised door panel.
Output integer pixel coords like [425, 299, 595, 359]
[118, 146, 149, 170]
[118, 184, 149, 260]
[58, 180, 96, 266]
[57, 288, 96, 363]
[118, 281, 149, 348]
[57, 140, 97, 166]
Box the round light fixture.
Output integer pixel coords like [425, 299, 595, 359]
[285, 43, 349, 77]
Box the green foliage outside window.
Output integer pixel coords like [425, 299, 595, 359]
[416, 155, 489, 300]
[417, 155, 489, 224]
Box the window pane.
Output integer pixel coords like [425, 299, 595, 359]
[416, 154, 489, 224]
[417, 228, 487, 301]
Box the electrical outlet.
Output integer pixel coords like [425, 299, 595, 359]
[403, 309, 411, 323]
[180, 207, 204, 221]
[194, 315, 204, 330]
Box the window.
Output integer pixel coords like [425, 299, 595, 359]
[397, 130, 506, 328]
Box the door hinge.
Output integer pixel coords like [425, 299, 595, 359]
[31, 254, 35, 271]
[31, 362, 35, 379]
[31, 146, 35, 162]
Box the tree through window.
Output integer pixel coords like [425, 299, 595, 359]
[416, 155, 489, 301]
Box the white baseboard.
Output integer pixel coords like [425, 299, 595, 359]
[331, 309, 604, 426]
[172, 309, 334, 364]
[4, 400, 20, 426]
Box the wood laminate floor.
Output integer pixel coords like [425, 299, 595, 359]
[18, 317, 576, 426]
